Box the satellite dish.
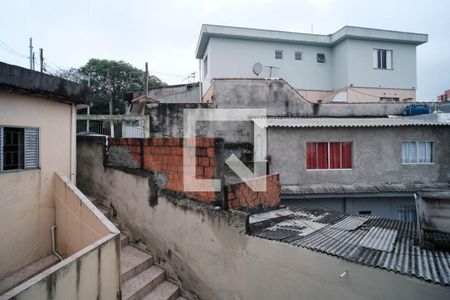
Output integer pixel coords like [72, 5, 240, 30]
[252, 62, 263, 76]
[332, 91, 348, 102]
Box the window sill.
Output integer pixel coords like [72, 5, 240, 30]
[401, 163, 435, 165]
[0, 168, 40, 174]
[373, 67, 394, 71]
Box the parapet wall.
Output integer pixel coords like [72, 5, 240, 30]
[227, 174, 280, 210]
[108, 137, 219, 204]
[106, 137, 280, 210]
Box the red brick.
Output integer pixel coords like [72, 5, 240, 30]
[171, 147, 183, 155]
[197, 157, 209, 167]
[196, 167, 204, 176]
[204, 167, 214, 178]
[207, 148, 215, 157]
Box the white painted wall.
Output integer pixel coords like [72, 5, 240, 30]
[201, 36, 418, 96]
[346, 39, 417, 89]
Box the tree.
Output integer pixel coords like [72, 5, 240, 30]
[55, 59, 165, 114]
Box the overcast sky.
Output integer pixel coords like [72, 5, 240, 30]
[1, 0, 449, 100]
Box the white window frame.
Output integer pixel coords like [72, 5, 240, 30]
[275, 50, 283, 60]
[306, 141, 353, 171]
[294, 51, 303, 61]
[0, 126, 40, 172]
[401, 140, 435, 165]
[373, 49, 393, 70]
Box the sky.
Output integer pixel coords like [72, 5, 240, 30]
[0, 0, 449, 100]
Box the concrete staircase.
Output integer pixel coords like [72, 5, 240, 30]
[89, 197, 186, 300]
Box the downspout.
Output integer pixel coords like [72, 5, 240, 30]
[198, 59, 202, 102]
[70, 103, 77, 184]
[51, 226, 63, 262]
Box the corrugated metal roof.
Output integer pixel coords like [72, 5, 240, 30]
[250, 208, 450, 286]
[254, 114, 450, 128]
[281, 182, 449, 195]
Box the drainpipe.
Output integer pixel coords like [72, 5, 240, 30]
[198, 59, 202, 101]
[414, 193, 423, 244]
[51, 226, 63, 262]
[70, 103, 77, 184]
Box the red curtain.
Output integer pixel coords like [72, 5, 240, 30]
[342, 142, 352, 168]
[306, 143, 317, 169]
[317, 142, 328, 169]
[330, 142, 341, 169]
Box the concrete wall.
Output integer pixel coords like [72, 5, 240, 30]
[2, 172, 120, 300]
[2, 234, 120, 300]
[211, 79, 410, 116]
[149, 84, 200, 103]
[53, 172, 116, 257]
[77, 137, 450, 300]
[0, 92, 72, 279]
[282, 196, 415, 221]
[268, 126, 450, 186]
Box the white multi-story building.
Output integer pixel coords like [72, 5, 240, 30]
[195, 25, 428, 103]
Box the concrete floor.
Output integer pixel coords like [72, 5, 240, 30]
[0, 254, 59, 295]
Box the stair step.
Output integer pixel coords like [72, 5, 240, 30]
[111, 219, 120, 230]
[122, 266, 165, 300]
[142, 281, 180, 300]
[121, 233, 129, 248]
[0, 254, 59, 295]
[121, 245, 153, 282]
[97, 205, 110, 218]
[86, 196, 98, 206]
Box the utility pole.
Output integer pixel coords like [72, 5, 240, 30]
[29, 38, 33, 69]
[32, 51, 36, 70]
[86, 74, 91, 132]
[39, 48, 44, 73]
[144, 62, 149, 96]
[139, 62, 149, 116]
[107, 73, 114, 137]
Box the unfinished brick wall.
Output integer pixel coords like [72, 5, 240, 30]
[227, 174, 281, 210]
[108, 138, 217, 203]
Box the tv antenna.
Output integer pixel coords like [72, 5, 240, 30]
[264, 65, 279, 78]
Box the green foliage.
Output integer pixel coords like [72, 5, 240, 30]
[56, 59, 165, 114]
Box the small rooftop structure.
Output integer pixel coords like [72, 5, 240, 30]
[250, 207, 450, 286]
[0, 62, 90, 104]
[196, 24, 428, 58]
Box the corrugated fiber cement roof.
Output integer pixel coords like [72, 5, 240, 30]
[250, 208, 450, 286]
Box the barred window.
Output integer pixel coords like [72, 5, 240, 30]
[0, 127, 39, 171]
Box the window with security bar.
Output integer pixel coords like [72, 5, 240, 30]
[0, 127, 39, 172]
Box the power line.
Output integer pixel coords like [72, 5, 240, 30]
[0, 39, 28, 58]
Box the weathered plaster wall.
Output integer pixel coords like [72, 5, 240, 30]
[0, 92, 72, 279]
[211, 79, 410, 116]
[2, 234, 120, 300]
[268, 126, 450, 186]
[53, 172, 115, 257]
[77, 136, 450, 300]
